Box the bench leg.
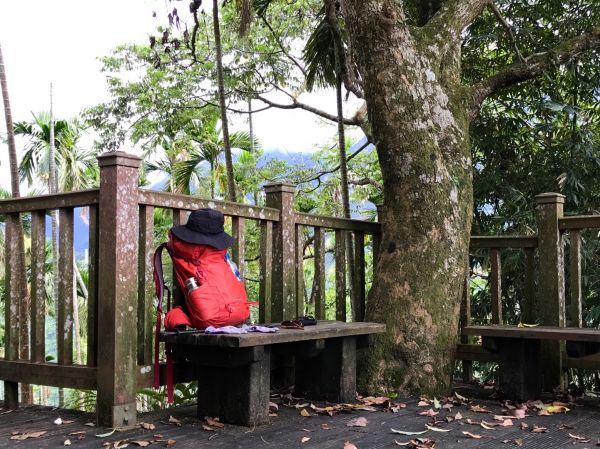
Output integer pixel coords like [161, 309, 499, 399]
[3, 381, 18, 409]
[295, 337, 356, 403]
[196, 346, 271, 426]
[485, 337, 542, 401]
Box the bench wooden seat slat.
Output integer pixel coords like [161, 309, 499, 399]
[161, 320, 385, 426]
[463, 325, 600, 342]
[160, 321, 385, 347]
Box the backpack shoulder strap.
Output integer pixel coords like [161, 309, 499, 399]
[153, 242, 172, 392]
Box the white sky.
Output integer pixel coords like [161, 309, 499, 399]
[0, 0, 363, 191]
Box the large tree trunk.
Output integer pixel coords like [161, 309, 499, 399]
[0, 42, 32, 404]
[341, 2, 473, 395]
[212, 0, 237, 202]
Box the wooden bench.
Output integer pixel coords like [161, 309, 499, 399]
[463, 325, 600, 400]
[160, 320, 385, 426]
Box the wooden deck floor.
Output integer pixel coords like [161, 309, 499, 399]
[2, 388, 600, 448]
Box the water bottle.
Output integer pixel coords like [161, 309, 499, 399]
[224, 253, 242, 280]
[185, 277, 199, 293]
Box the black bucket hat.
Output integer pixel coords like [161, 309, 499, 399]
[171, 208, 235, 250]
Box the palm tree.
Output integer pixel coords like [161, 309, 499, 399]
[1, 41, 31, 404]
[303, 9, 359, 318]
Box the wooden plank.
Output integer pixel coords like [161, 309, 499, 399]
[138, 189, 280, 221]
[559, 215, 600, 230]
[161, 320, 385, 348]
[313, 227, 326, 320]
[490, 248, 502, 325]
[57, 207, 74, 366]
[470, 236, 538, 249]
[172, 209, 188, 307]
[334, 229, 346, 322]
[0, 189, 99, 214]
[138, 205, 155, 366]
[30, 210, 46, 363]
[259, 220, 273, 323]
[463, 325, 600, 342]
[87, 205, 99, 367]
[354, 231, 366, 322]
[231, 216, 245, 279]
[523, 247, 535, 324]
[295, 225, 305, 318]
[295, 212, 380, 234]
[569, 230, 582, 327]
[455, 344, 499, 363]
[0, 360, 96, 389]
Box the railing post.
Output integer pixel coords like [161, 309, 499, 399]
[96, 151, 141, 427]
[264, 183, 296, 322]
[535, 192, 566, 391]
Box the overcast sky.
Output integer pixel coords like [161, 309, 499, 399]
[0, 0, 363, 191]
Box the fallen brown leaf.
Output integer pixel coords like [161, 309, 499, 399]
[64, 439, 72, 446]
[418, 408, 438, 417]
[469, 405, 489, 413]
[132, 441, 152, 447]
[512, 409, 526, 419]
[168, 416, 182, 427]
[10, 431, 47, 440]
[344, 441, 358, 449]
[166, 439, 176, 446]
[514, 438, 523, 446]
[347, 417, 368, 427]
[321, 423, 331, 430]
[201, 425, 215, 431]
[204, 417, 224, 429]
[140, 423, 156, 430]
[532, 425, 548, 433]
[454, 412, 463, 420]
[569, 433, 589, 441]
[417, 400, 430, 407]
[301, 437, 311, 443]
[520, 423, 528, 430]
[300, 409, 311, 417]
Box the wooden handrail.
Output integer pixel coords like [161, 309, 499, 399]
[0, 189, 99, 213]
[559, 215, 600, 230]
[470, 236, 538, 249]
[295, 212, 381, 234]
[138, 189, 280, 221]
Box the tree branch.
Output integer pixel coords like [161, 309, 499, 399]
[426, 0, 490, 43]
[324, 0, 364, 99]
[488, 2, 525, 63]
[468, 28, 600, 119]
[255, 94, 361, 126]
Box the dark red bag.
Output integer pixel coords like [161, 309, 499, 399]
[153, 231, 252, 401]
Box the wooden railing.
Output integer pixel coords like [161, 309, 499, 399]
[459, 193, 600, 384]
[0, 190, 100, 401]
[0, 152, 381, 426]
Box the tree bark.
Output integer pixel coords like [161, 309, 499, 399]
[341, 1, 473, 395]
[212, 0, 237, 202]
[0, 42, 32, 404]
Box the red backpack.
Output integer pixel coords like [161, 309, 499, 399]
[153, 231, 253, 401]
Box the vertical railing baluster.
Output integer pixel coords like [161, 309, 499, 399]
[335, 229, 346, 322]
[30, 210, 46, 363]
[523, 247, 535, 324]
[490, 248, 502, 325]
[354, 231, 366, 322]
[569, 230, 582, 327]
[58, 207, 74, 365]
[313, 227, 326, 320]
[172, 209, 187, 307]
[460, 274, 472, 382]
[87, 205, 99, 367]
[4, 214, 21, 408]
[259, 220, 273, 323]
[295, 225, 305, 318]
[138, 205, 155, 365]
[232, 216, 245, 279]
